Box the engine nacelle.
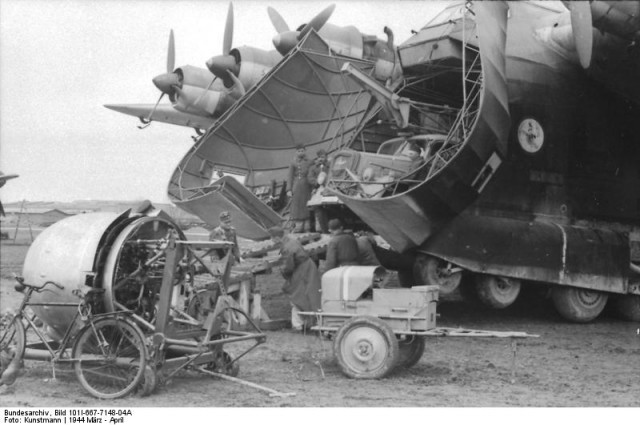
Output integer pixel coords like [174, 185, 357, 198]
[233, 47, 282, 90]
[24, 209, 185, 340]
[173, 85, 225, 117]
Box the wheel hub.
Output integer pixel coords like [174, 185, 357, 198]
[353, 340, 375, 361]
[577, 289, 602, 306]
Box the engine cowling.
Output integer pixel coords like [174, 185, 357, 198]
[23, 209, 185, 340]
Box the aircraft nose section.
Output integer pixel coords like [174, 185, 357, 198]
[152, 72, 179, 94]
[206, 54, 237, 80]
[273, 31, 299, 56]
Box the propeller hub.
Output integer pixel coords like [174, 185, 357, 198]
[272, 31, 299, 56]
[206, 54, 239, 83]
[152, 73, 180, 94]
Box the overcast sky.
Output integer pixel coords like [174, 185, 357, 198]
[0, 0, 448, 203]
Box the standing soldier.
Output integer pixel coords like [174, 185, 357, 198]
[209, 211, 241, 265]
[268, 226, 322, 331]
[307, 149, 330, 233]
[287, 144, 313, 233]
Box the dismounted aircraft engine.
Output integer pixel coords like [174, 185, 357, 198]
[21, 207, 186, 341]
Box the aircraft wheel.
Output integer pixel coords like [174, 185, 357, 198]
[0, 316, 26, 386]
[611, 294, 640, 322]
[475, 275, 521, 309]
[73, 317, 147, 399]
[334, 316, 399, 379]
[397, 336, 425, 369]
[551, 287, 608, 323]
[413, 254, 461, 295]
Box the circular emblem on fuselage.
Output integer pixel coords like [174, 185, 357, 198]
[517, 118, 544, 153]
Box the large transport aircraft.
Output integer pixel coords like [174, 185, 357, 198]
[153, 1, 638, 323]
[316, 1, 640, 323]
[167, 1, 640, 323]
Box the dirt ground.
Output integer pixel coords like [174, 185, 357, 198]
[1, 239, 640, 409]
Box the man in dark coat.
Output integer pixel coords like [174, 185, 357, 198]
[287, 144, 313, 233]
[356, 232, 381, 266]
[307, 149, 330, 233]
[320, 218, 360, 273]
[269, 226, 322, 330]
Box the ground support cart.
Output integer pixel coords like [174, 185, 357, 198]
[300, 266, 537, 379]
[1, 233, 268, 399]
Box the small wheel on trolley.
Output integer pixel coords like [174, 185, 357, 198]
[72, 316, 148, 399]
[397, 335, 426, 369]
[0, 316, 26, 385]
[333, 316, 399, 379]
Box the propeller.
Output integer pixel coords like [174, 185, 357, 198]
[269, 4, 335, 56]
[141, 29, 180, 128]
[567, 1, 593, 68]
[206, 3, 239, 88]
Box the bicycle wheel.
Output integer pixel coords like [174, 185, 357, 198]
[72, 317, 147, 399]
[0, 316, 26, 385]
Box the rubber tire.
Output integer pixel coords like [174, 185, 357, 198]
[611, 294, 640, 322]
[475, 275, 521, 309]
[0, 317, 26, 385]
[413, 255, 462, 296]
[551, 287, 608, 323]
[73, 317, 147, 399]
[397, 336, 425, 369]
[138, 365, 158, 397]
[334, 316, 399, 379]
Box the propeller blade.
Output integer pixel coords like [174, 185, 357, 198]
[167, 29, 175, 73]
[192, 76, 219, 109]
[299, 4, 335, 39]
[267, 6, 290, 33]
[226, 70, 245, 99]
[138, 92, 165, 128]
[568, 1, 593, 68]
[223, 2, 234, 55]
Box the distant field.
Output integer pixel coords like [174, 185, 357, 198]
[0, 244, 29, 278]
[0, 226, 43, 245]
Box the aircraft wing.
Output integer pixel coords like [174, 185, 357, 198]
[0, 173, 19, 188]
[168, 30, 377, 231]
[104, 104, 215, 131]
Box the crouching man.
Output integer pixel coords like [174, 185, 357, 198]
[268, 226, 321, 331]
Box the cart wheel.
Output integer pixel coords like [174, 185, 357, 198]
[0, 316, 25, 386]
[397, 336, 425, 369]
[72, 317, 147, 399]
[206, 350, 239, 377]
[138, 365, 158, 397]
[333, 316, 399, 379]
